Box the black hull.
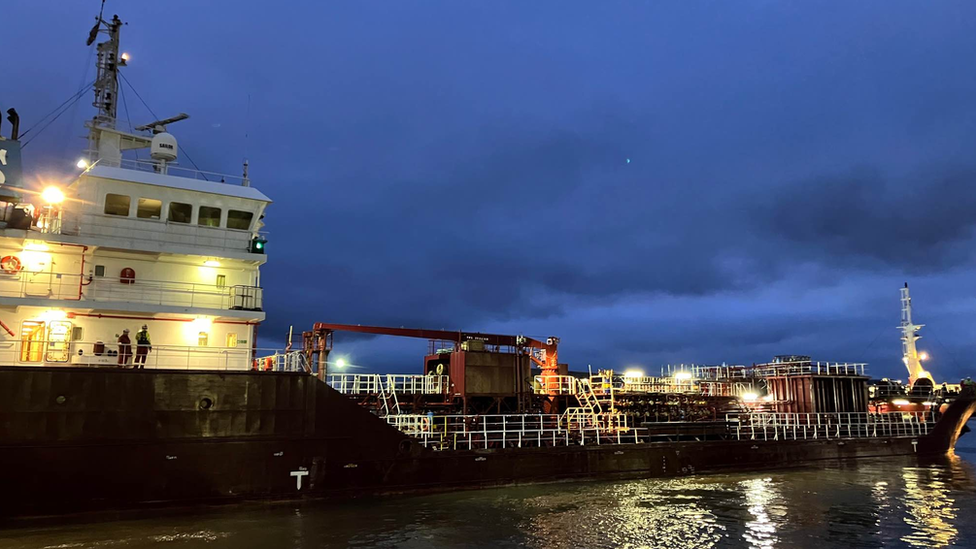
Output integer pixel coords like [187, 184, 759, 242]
[1, 367, 972, 518]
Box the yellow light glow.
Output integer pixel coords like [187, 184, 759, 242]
[76, 159, 89, 169]
[623, 369, 644, 379]
[674, 371, 692, 381]
[919, 352, 929, 361]
[24, 243, 48, 251]
[203, 260, 220, 267]
[41, 186, 65, 204]
[892, 399, 911, 406]
[20, 251, 51, 272]
[742, 392, 758, 402]
[38, 309, 67, 322]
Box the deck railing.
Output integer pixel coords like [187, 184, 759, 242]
[385, 410, 937, 451]
[326, 373, 450, 396]
[386, 413, 646, 450]
[0, 271, 262, 311]
[1, 340, 305, 372]
[726, 411, 933, 441]
[696, 362, 867, 380]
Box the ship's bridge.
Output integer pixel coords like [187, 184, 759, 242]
[0, 159, 273, 372]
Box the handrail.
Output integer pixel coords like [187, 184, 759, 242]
[0, 270, 262, 310]
[2, 340, 305, 372]
[726, 411, 933, 441]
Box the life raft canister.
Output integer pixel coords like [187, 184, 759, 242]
[1, 255, 22, 274]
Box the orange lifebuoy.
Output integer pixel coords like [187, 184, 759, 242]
[1, 256, 22, 274]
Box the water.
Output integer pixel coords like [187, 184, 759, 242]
[3, 436, 975, 549]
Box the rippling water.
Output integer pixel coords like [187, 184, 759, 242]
[3, 435, 975, 549]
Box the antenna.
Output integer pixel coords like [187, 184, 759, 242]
[900, 283, 931, 388]
[135, 113, 189, 133]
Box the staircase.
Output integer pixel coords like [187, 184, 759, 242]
[561, 378, 602, 430]
[378, 375, 401, 416]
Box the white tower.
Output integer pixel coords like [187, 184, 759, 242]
[900, 283, 932, 387]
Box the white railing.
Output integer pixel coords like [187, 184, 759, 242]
[253, 351, 308, 373]
[620, 376, 700, 394]
[326, 373, 450, 396]
[0, 339, 304, 372]
[386, 413, 647, 450]
[696, 362, 867, 380]
[727, 412, 933, 441]
[326, 374, 384, 394]
[100, 158, 249, 186]
[534, 375, 579, 395]
[0, 271, 262, 311]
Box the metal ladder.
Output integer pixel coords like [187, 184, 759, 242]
[561, 378, 602, 430]
[378, 374, 401, 416]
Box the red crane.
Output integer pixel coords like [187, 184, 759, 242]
[303, 322, 559, 380]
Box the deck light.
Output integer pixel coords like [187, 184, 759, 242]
[203, 260, 220, 267]
[24, 243, 49, 252]
[891, 399, 911, 406]
[742, 392, 758, 402]
[41, 186, 65, 204]
[120, 52, 130, 62]
[674, 371, 693, 381]
[623, 369, 644, 379]
[76, 158, 89, 169]
[335, 358, 347, 368]
[919, 351, 929, 361]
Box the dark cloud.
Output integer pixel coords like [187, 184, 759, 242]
[757, 166, 976, 271]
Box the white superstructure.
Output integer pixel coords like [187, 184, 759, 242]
[0, 12, 272, 370]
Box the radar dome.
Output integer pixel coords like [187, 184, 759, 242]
[150, 132, 178, 162]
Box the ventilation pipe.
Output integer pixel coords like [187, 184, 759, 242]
[6, 108, 20, 140]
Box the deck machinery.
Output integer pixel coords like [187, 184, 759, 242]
[302, 323, 883, 438]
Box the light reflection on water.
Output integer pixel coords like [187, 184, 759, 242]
[1, 448, 975, 549]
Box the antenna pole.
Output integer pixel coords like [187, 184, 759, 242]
[900, 283, 929, 387]
[91, 15, 124, 131]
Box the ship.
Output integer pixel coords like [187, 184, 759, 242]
[0, 10, 974, 519]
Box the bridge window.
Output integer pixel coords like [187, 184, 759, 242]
[104, 194, 130, 216]
[168, 202, 192, 223]
[227, 210, 253, 230]
[137, 198, 162, 219]
[198, 206, 221, 227]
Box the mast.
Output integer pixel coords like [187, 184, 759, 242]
[900, 283, 931, 387]
[90, 14, 125, 132]
[85, 12, 139, 165]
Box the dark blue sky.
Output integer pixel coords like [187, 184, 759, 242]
[5, 1, 976, 380]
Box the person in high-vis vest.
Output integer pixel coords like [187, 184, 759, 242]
[134, 324, 152, 368]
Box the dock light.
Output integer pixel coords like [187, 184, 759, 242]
[919, 351, 929, 361]
[742, 392, 758, 402]
[335, 358, 347, 368]
[674, 371, 693, 381]
[623, 369, 644, 379]
[76, 158, 89, 169]
[891, 399, 911, 406]
[203, 260, 220, 267]
[41, 186, 65, 204]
